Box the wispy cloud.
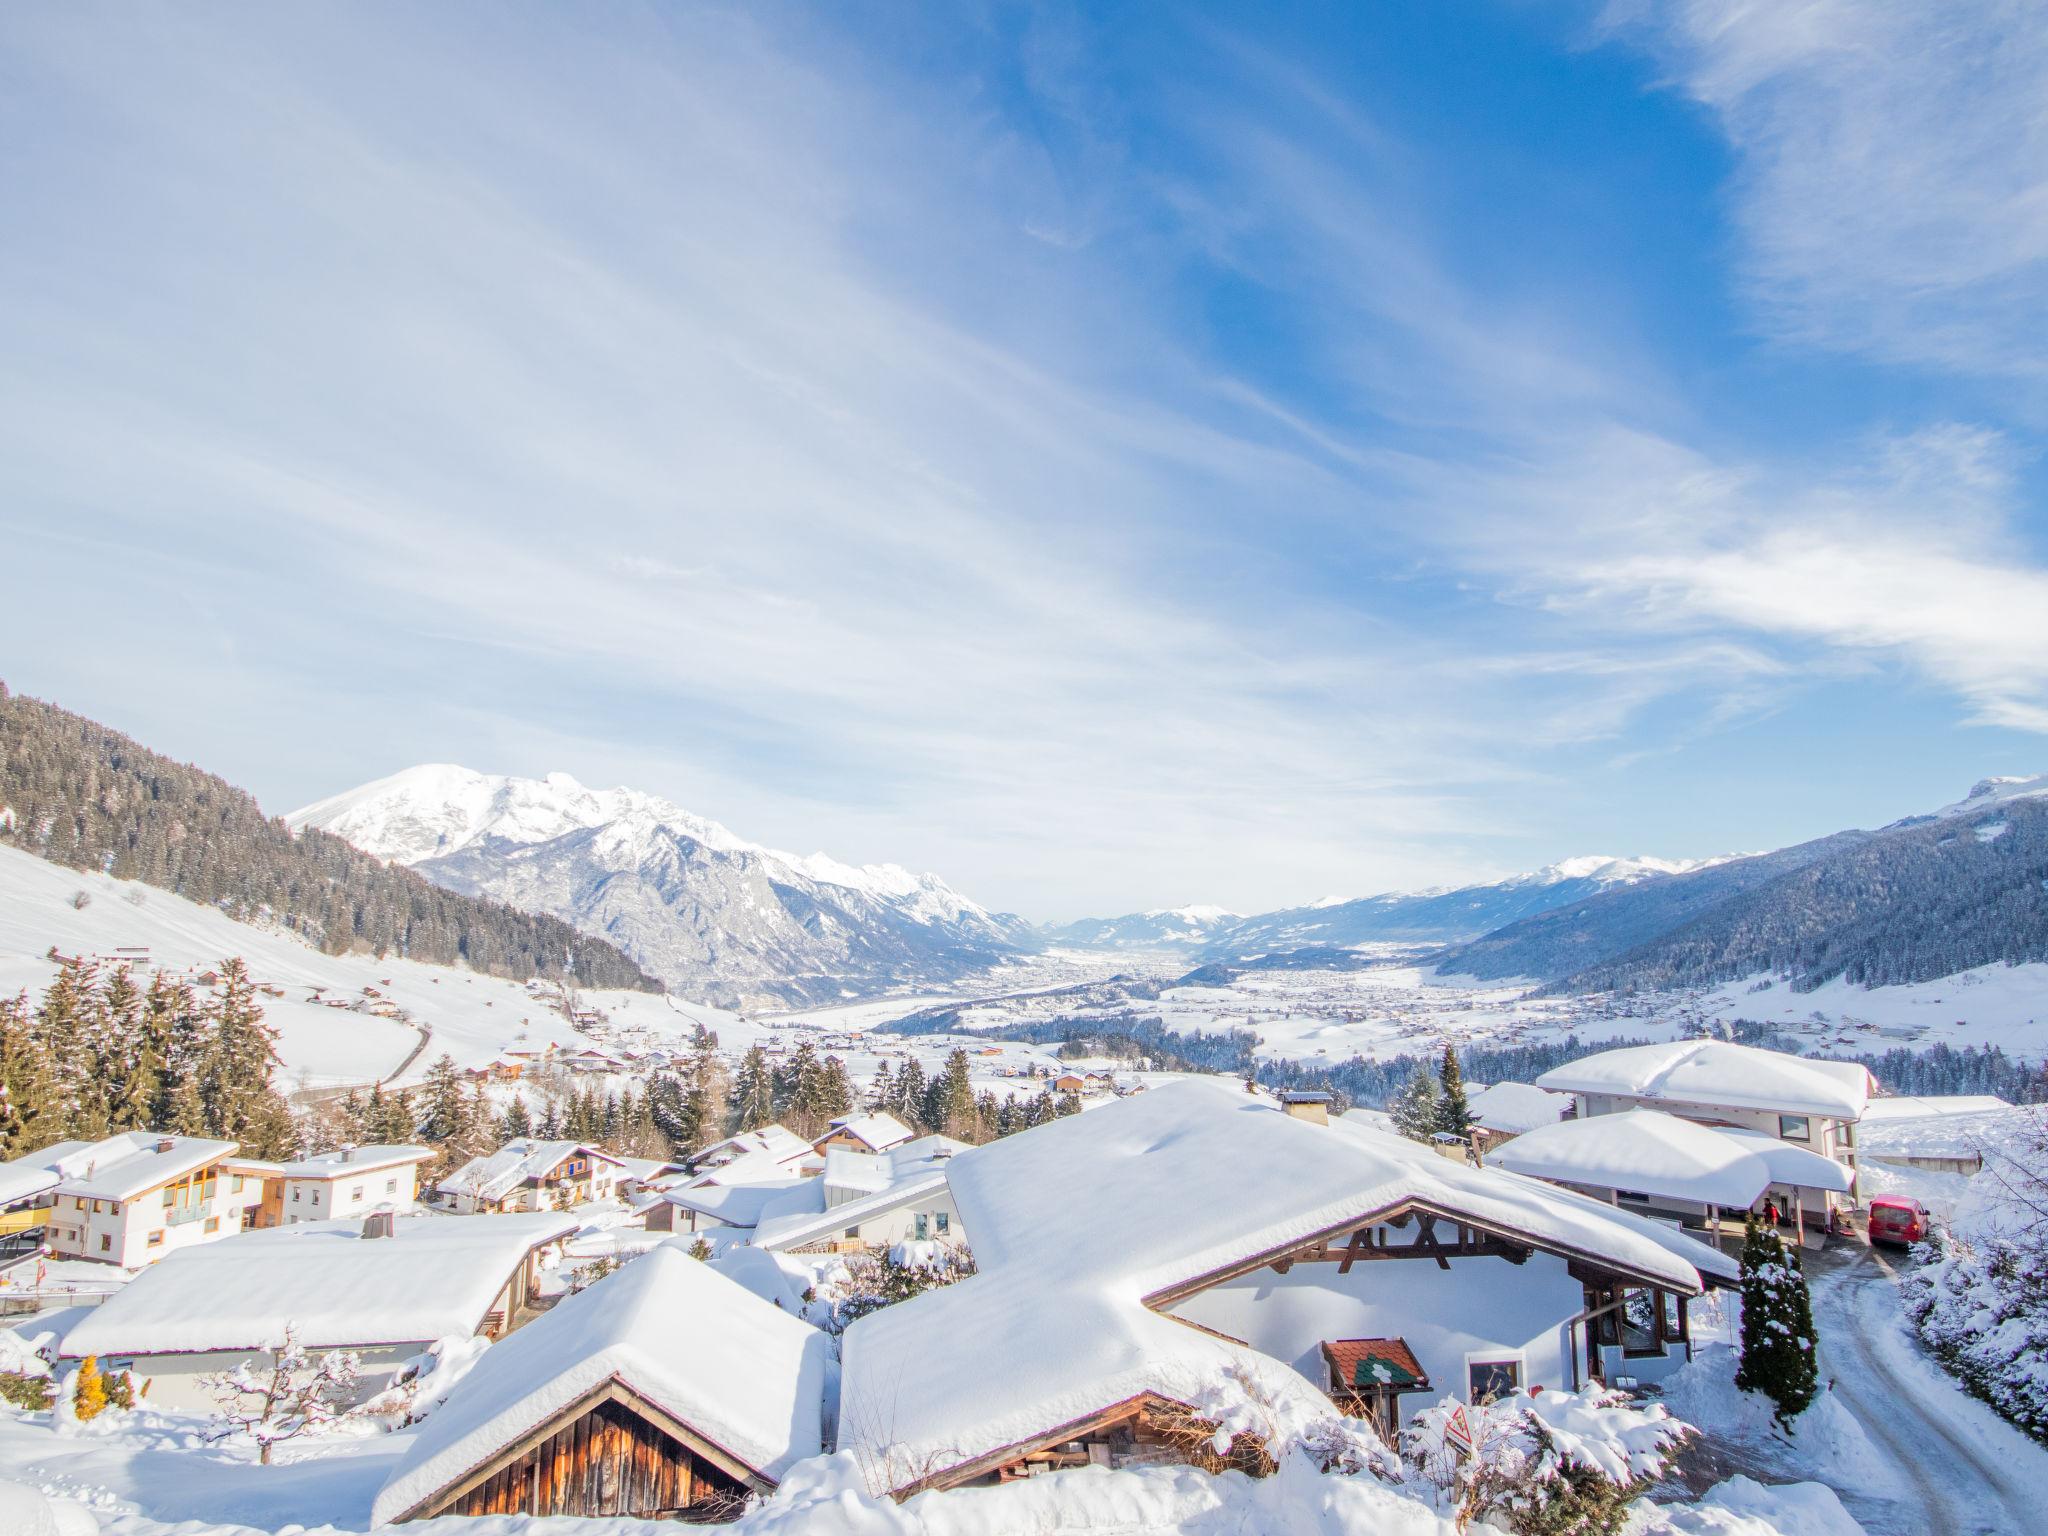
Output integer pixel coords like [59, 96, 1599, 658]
[1612, 0, 2048, 381]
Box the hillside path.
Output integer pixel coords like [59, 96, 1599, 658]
[1806, 1243, 2048, 1536]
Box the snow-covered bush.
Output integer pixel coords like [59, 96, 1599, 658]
[819, 1243, 976, 1333]
[1903, 1110, 2048, 1442]
[1402, 1386, 1690, 1535]
[1180, 1361, 1402, 1481]
[199, 1324, 361, 1463]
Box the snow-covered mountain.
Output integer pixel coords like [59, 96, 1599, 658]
[289, 766, 1033, 1008]
[1210, 855, 1723, 955]
[1038, 905, 1243, 949]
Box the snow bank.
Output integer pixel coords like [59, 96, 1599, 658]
[1638, 1475, 1865, 1535]
[0, 1480, 96, 1536]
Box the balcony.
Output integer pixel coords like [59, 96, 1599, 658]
[164, 1203, 211, 1227]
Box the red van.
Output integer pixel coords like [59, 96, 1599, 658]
[1866, 1196, 1930, 1247]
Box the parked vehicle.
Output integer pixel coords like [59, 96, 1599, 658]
[1866, 1195, 1930, 1247]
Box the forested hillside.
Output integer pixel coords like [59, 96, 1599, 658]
[0, 685, 659, 990]
[1551, 797, 2048, 995]
[1435, 833, 1871, 984]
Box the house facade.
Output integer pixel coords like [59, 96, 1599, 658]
[5, 1133, 261, 1267]
[235, 1144, 434, 1229]
[436, 1139, 624, 1214]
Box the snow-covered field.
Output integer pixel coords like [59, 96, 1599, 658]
[0, 847, 677, 1089]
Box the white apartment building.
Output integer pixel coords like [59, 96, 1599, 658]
[8, 1133, 261, 1267]
[231, 1143, 434, 1229]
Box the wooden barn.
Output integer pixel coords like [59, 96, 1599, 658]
[372, 1245, 829, 1526]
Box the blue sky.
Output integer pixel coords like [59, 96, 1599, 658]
[4, 2, 2047, 919]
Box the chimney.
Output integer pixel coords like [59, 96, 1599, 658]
[155, 1138, 176, 1154]
[340, 1144, 357, 1163]
[1279, 1091, 1333, 1127]
[362, 1210, 397, 1240]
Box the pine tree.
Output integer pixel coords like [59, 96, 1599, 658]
[0, 990, 55, 1158]
[1391, 1068, 1441, 1143]
[1436, 1044, 1473, 1140]
[868, 1060, 894, 1113]
[679, 1028, 732, 1152]
[817, 1055, 855, 1123]
[374, 1085, 417, 1144]
[200, 960, 294, 1157]
[104, 965, 159, 1131]
[732, 1047, 774, 1131]
[1734, 1214, 1820, 1430]
[894, 1058, 929, 1131]
[924, 1050, 977, 1141]
[502, 1095, 533, 1139]
[148, 973, 211, 1134]
[35, 960, 93, 1142]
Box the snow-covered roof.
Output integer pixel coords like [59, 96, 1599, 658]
[1715, 1128, 1856, 1194]
[371, 1246, 828, 1523]
[840, 1080, 1733, 1488]
[704, 1243, 809, 1313]
[435, 1139, 622, 1203]
[60, 1212, 578, 1357]
[1535, 1040, 1872, 1120]
[259, 1144, 433, 1179]
[1468, 1081, 1571, 1135]
[694, 1125, 815, 1172]
[1490, 1110, 1782, 1208]
[17, 1133, 238, 1203]
[819, 1111, 913, 1152]
[663, 1179, 806, 1229]
[0, 1163, 58, 1208]
[752, 1170, 950, 1254]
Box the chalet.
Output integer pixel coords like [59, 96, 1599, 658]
[1490, 1109, 1854, 1240]
[690, 1125, 816, 1178]
[1050, 1072, 1090, 1095]
[58, 1211, 577, 1411]
[1536, 1040, 1872, 1225]
[436, 1140, 624, 1214]
[370, 1245, 827, 1524]
[3, 1133, 261, 1267]
[230, 1143, 434, 1229]
[839, 1080, 1735, 1490]
[811, 1111, 914, 1158]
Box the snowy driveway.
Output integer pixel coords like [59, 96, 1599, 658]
[1807, 1243, 2048, 1536]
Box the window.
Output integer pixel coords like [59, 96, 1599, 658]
[147, 1231, 164, 1248]
[351, 1186, 364, 1201]
[231, 1175, 243, 1193]
[1838, 1121, 1855, 1148]
[936, 1212, 951, 1235]
[843, 1226, 859, 1240]
[1778, 1115, 1811, 1141]
[204, 1217, 220, 1233]
[99, 1234, 112, 1253]
[914, 1214, 930, 1240]
[1467, 1358, 1521, 1402]
[385, 1179, 398, 1194]
[163, 1189, 174, 1207]
[292, 1189, 302, 1203]
[1622, 1291, 1660, 1356]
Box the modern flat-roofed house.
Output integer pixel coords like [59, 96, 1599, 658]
[435, 1139, 624, 1214]
[839, 1081, 1734, 1491]
[231, 1144, 434, 1229]
[1535, 1040, 1872, 1224]
[57, 1211, 578, 1411]
[811, 1111, 914, 1158]
[4, 1133, 261, 1267]
[371, 1245, 828, 1524]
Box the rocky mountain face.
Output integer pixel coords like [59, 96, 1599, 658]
[289, 766, 1032, 1009]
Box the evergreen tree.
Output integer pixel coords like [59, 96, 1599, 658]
[104, 965, 159, 1131]
[1391, 1068, 1441, 1143]
[1435, 1044, 1473, 1140]
[893, 1058, 929, 1130]
[1734, 1214, 1820, 1430]
[200, 960, 294, 1157]
[148, 973, 211, 1135]
[35, 959, 93, 1142]
[868, 1059, 894, 1113]
[731, 1047, 774, 1132]
[502, 1095, 533, 1139]
[923, 1050, 977, 1141]
[417, 1054, 478, 1173]
[679, 1028, 732, 1152]
[374, 1085, 417, 1144]
[0, 990, 52, 1157]
[817, 1055, 855, 1123]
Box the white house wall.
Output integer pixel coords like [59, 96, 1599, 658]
[1167, 1250, 1584, 1403]
[87, 1341, 424, 1414]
